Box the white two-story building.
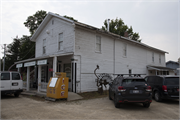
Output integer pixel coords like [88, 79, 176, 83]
[15, 12, 173, 93]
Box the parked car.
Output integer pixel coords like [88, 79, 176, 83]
[109, 75, 152, 108]
[0, 71, 23, 97]
[145, 75, 179, 102]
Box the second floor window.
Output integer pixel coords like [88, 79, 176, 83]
[43, 39, 46, 54]
[96, 36, 101, 52]
[152, 52, 154, 62]
[123, 43, 127, 57]
[58, 33, 63, 51]
[159, 54, 161, 63]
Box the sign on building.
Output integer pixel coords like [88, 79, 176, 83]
[24, 61, 36, 67]
[37, 59, 47, 65]
[16, 63, 23, 68]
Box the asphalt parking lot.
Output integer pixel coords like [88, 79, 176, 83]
[1, 95, 179, 119]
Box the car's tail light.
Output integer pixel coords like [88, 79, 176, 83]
[146, 86, 152, 92]
[21, 76, 23, 80]
[162, 85, 167, 92]
[118, 86, 126, 92]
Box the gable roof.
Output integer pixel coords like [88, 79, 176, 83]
[30, 12, 168, 54]
[30, 12, 74, 42]
[166, 61, 179, 65]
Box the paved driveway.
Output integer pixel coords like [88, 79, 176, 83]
[1, 95, 179, 119]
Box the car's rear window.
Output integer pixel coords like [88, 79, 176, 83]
[1, 73, 10, 80]
[122, 79, 146, 86]
[12, 73, 20, 80]
[164, 77, 179, 85]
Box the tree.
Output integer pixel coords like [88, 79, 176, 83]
[5, 10, 78, 70]
[24, 10, 47, 35]
[64, 15, 78, 22]
[19, 35, 35, 60]
[24, 10, 78, 35]
[102, 18, 141, 42]
[5, 38, 21, 70]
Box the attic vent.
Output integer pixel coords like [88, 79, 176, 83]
[52, 20, 54, 25]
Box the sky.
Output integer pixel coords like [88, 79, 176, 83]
[0, 0, 179, 62]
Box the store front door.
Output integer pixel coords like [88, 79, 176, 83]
[64, 63, 71, 91]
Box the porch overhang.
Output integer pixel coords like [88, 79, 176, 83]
[147, 65, 175, 71]
[15, 52, 74, 64]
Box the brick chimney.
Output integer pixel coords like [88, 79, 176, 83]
[124, 31, 128, 37]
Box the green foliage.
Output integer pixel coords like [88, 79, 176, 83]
[5, 38, 21, 70]
[63, 15, 78, 22]
[24, 10, 47, 35]
[5, 10, 46, 70]
[6, 10, 80, 70]
[19, 35, 35, 60]
[5, 36, 35, 70]
[102, 18, 141, 42]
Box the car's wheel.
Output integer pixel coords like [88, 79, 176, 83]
[143, 102, 150, 108]
[114, 95, 120, 108]
[109, 89, 112, 100]
[154, 91, 162, 102]
[14, 92, 20, 97]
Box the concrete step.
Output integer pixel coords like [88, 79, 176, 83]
[21, 91, 83, 101]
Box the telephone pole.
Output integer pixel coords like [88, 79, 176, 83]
[3, 44, 6, 71]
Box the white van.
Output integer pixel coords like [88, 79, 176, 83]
[0, 71, 23, 97]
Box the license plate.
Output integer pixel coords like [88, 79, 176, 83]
[12, 83, 18, 86]
[133, 90, 139, 93]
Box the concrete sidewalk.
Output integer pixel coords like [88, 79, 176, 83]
[21, 90, 83, 101]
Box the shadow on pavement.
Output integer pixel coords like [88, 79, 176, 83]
[159, 99, 179, 105]
[1, 94, 20, 99]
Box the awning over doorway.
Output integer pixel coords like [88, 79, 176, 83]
[147, 65, 175, 71]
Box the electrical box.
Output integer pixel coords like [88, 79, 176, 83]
[46, 72, 69, 99]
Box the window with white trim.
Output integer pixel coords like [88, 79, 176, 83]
[52, 20, 54, 25]
[152, 52, 154, 62]
[43, 39, 46, 54]
[129, 69, 132, 75]
[58, 33, 63, 51]
[159, 54, 161, 63]
[123, 43, 127, 57]
[96, 36, 101, 52]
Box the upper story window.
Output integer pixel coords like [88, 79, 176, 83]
[96, 36, 101, 52]
[152, 52, 154, 62]
[58, 33, 63, 51]
[129, 69, 132, 75]
[43, 39, 46, 54]
[52, 20, 54, 25]
[159, 54, 161, 63]
[123, 43, 127, 57]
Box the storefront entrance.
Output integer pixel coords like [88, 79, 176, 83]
[64, 63, 72, 91]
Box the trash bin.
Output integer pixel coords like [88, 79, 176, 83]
[46, 72, 69, 100]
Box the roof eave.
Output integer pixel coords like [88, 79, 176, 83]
[30, 12, 74, 42]
[75, 22, 168, 54]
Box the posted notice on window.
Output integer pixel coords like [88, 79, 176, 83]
[49, 77, 58, 87]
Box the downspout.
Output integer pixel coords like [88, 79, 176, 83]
[113, 39, 115, 78]
[74, 55, 81, 93]
[72, 22, 76, 92]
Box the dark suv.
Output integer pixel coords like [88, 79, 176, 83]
[109, 75, 152, 108]
[145, 75, 179, 102]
